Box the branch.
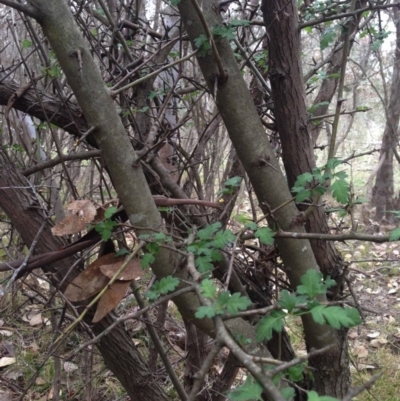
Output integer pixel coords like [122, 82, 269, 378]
[0, 0, 41, 19]
[190, 0, 227, 81]
[275, 230, 391, 243]
[299, 2, 400, 29]
[22, 150, 101, 176]
[111, 51, 197, 97]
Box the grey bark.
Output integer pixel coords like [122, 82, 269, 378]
[177, 0, 340, 382]
[372, 9, 400, 220]
[21, 0, 274, 363]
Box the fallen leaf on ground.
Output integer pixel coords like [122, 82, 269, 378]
[0, 357, 16, 367]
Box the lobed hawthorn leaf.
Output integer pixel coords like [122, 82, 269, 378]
[197, 222, 221, 240]
[294, 171, 314, 187]
[257, 310, 286, 341]
[310, 305, 361, 329]
[211, 229, 235, 249]
[331, 179, 349, 204]
[199, 279, 217, 299]
[146, 276, 179, 301]
[281, 387, 296, 400]
[296, 270, 326, 299]
[195, 256, 214, 273]
[195, 306, 216, 319]
[141, 252, 155, 269]
[255, 227, 275, 245]
[326, 158, 343, 170]
[218, 292, 251, 315]
[278, 290, 307, 313]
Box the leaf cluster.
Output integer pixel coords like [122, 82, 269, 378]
[195, 279, 251, 318]
[256, 270, 361, 342]
[291, 158, 350, 204]
[188, 223, 235, 273]
[94, 206, 118, 241]
[146, 276, 180, 301]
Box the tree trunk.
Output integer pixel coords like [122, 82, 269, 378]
[262, 0, 350, 396]
[372, 10, 400, 221]
[177, 0, 348, 397]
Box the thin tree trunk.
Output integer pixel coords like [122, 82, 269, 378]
[372, 10, 400, 221]
[262, 0, 350, 396]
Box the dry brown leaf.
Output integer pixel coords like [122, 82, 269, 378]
[93, 207, 106, 223]
[370, 338, 388, 347]
[35, 377, 46, 385]
[100, 257, 143, 281]
[51, 200, 96, 236]
[65, 200, 97, 220]
[64, 256, 112, 302]
[353, 345, 368, 358]
[92, 280, 130, 323]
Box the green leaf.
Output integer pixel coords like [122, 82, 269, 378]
[22, 39, 32, 48]
[158, 276, 180, 294]
[310, 305, 361, 329]
[195, 306, 216, 319]
[257, 310, 286, 341]
[199, 279, 217, 299]
[211, 229, 235, 248]
[245, 222, 258, 231]
[320, 26, 338, 50]
[212, 25, 235, 40]
[224, 176, 243, 187]
[309, 304, 326, 325]
[147, 276, 180, 301]
[278, 290, 307, 313]
[326, 158, 342, 170]
[323, 276, 336, 290]
[294, 172, 314, 187]
[296, 270, 325, 299]
[255, 227, 275, 245]
[227, 376, 263, 401]
[95, 219, 116, 241]
[194, 34, 211, 57]
[307, 390, 339, 401]
[115, 248, 130, 257]
[287, 364, 304, 382]
[104, 206, 118, 219]
[295, 189, 313, 202]
[281, 387, 296, 400]
[195, 256, 214, 273]
[331, 179, 349, 204]
[389, 227, 400, 241]
[334, 170, 348, 180]
[308, 101, 329, 114]
[197, 223, 222, 240]
[220, 292, 252, 314]
[141, 252, 155, 268]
